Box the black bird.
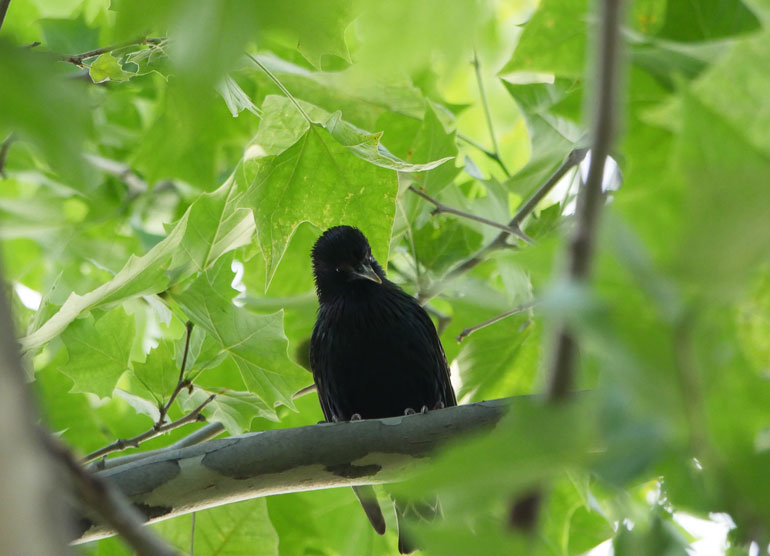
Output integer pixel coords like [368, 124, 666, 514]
[310, 225, 457, 554]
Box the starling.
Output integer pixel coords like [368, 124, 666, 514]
[310, 225, 457, 553]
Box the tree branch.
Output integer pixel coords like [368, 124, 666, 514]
[88, 422, 226, 472]
[456, 133, 511, 177]
[73, 397, 513, 544]
[456, 301, 536, 342]
[509, 0, 625, 531]
[58, 37, 163, 67]
[42, 433, 180, 555]
[82, 394, 215, 465]
[417, 147, 588, 305]
[158, 321, 194, 426]
[408, 185, 532, 242]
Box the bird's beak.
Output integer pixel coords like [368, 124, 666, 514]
[353, 262, 382, 284]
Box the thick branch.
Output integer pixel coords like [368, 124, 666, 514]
[74, 397, 512, 543]
[43, 434, 179, 556]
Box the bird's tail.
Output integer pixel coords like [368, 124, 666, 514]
[352, 485, 386, 535]
[395, 496, 442, 554]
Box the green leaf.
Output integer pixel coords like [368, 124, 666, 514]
[60, 308, 135, 398]
[153, 498, 278, 555]
[0, 42, 92, 186]
[20, 210, 188, 352]
[676, 92, 770, 294]
[89, 53, 133, 83]
[323, 111, 454, 172]
[132, 340, 180, 404]
[499, 0, 590, 79]
[655, 0, 760, 42]
[39, 15, 99, 54]
[217, 75, 261, 117]
[21, 175, 253, 352]
[243, 98, 399, 286]
[406, 102, 460, 194]
[256, 0, 354, 68]
[172, 261, 307, 410]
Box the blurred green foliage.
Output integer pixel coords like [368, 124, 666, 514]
[1, 0, 769, 554]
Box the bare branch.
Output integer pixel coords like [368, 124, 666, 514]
[74, 397, 514, 544]
[456, 301, 536, 342]
[409, 185, 532, 242]
[42, 433, 180, 556]
[158, 321, 194, 426]
[59, 37, 163, 67]
[88, 422, 226, 472]
[82, 394, 215, 465]
[418, 147, 588, 304]
[509, 0, 626, 531]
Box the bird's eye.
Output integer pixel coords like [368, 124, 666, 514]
[369, 255, 375, 263]
[335, 267, 341, 273]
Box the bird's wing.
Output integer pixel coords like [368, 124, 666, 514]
[400, 292, 458, 408]
[310, 319, 336, 422]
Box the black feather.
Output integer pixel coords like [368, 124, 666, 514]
[310, 225, 456, 553]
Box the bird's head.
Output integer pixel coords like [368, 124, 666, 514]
[311, 226, 385, 300]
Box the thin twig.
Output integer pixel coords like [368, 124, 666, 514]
[59, 37, 163, 67]
[42, 432, 180, 556]
[245, 52, 314, 124]
[87, 422, 225, 471]
[509, 0, 625, 532]
[189, 512, 196, 556]
[424, 303, 453, 336]
[510, 147, 589, 228]
[472, 50, 510, 177]
[82, 394, 216, 464]
[158, 321, 194, 426]
[408, 185, 532, 242]
[417, 146, 589, 305]
[0, 0, 11, 33]
[456, 301, 536, 342]
[0, 132, 16, 177]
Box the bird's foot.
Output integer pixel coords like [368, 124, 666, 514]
[420, 405, 430, 414]
[433, 401, 445, 410]
[331, 415, 341, 423]
[404, 407, 416, 416]
[350, 413, 363, 421]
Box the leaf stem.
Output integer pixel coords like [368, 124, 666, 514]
[245, 52, 314, 125]
[472, 49, 510, 177]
